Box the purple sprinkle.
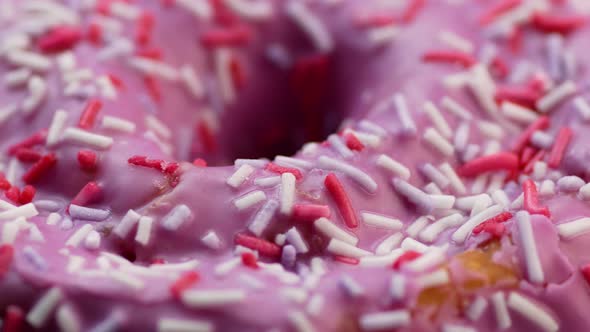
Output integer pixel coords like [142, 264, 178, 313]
[69, 205, 110, 221]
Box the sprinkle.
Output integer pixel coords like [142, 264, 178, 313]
[84, 230, 101, 250]
[458, 152, 518, 177]
[417, 268, 450, 288]
[281, 245, 297, 268]
[56, 304, 80, 332]
[175, 0, 213, 19]
[234, 233, 281, 258]
[523, 179, 550, 217]
[479, 0, 522, 25]
[69, 205, 110, 221]
[5, 50, 51, 72]
[285, 227, 309, 254]
[327, 134, 354, 158]
[78, 99, 103, 129]
[314, 217, 358, 245]
[280, 173, 297, 215]
[234, 191, 266, 211]
[162, 205, 192, 231]
[439, 163, 467, 195]
[0, 103, 17, 126]
[507, 292, 558, 332]
[359, 310, 410, 331]
[318, 156, 377, 193]
[393, 93, 417, 136]
[513, 116, 550, 153]
[66, 224, 94, 247]
[556, 217, 590, 240]
[423, 127, 454, 157]
[77, 150, 98, 172]
[536, 81, 577, 113]
[2, 305, 24, 332]
[327, 238, 371, 258]
[573, 97, 590, 121]
[547, 127, 572, 169]
[452, 204, 504, 244]
[288, 311, 314, 332]
[4, 68, 32, 88]
[102, 115, 136, 133]
[557, 175, 584, 192]
[63, 128, 113, 149]
[419, 213, 464, 243]
[490, 292, 512, 329]
[361, 250, 404, 267]
[392, 250, 422, 269]
[406, 216, 433, 238]
[170, 271, 201, 299]
[109, 270, 144, 290]
[530, 131, 554, 149]
[390, 274, 406, 301]
[227, 164, 255, 188]
[292, 204, 330, 223]
[361, 212, 403, 230]
[376, 154, 411, 180]
[358, 120, 387, 136]
[422, 50, 476, 67]
[21, 76, 47, 114]
[275, 156, 313, 170]
[285, 1, 333, 53]
[403, 249, 446, 273]
[438, 30, 474, 53]
[133, 216, 154, 246]
[501, 102, 538, 124]
[515, 211, 545, 284]
[532, 12, 586, 34]
[145, 115, 172, 139]
[441, 96, 472, 120]
[157, 318, 212, 332]
[0, 244, 13, 277]
[324, 173, 358, 228]
[442, 325, 476, 332]
[181, 289, 246, 308]
[367, 25, 399, 46]
[423, 101, 452, 138]
[223, 0, 272, 21]
[339, 275, 364, 298]
[248, 199, 279, 236]
[26, 287, 63, 328]
[0, 203, 38, 220]
[466, 296, 488, 321]
[392, 178, 432, 212]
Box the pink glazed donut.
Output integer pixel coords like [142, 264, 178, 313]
[2, 0, 590, 331]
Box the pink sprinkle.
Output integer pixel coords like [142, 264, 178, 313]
[37, 25, 82, 53]
[192, 158, 207, 167]
[354, 13, 396, 28]
[548, 127, 572, 169]
[2, 305, 24, 332]
[324, 173, 358, 229]
[78, 99, 103, 129]
[170, 271, 200, 299]
[392, 251, 421, 269]
[458, 152, 519, 177]
[512, 116, 550, 154]
[22, 153, 57, 184]
[479, 0, 522, 25]
[523, 179, 550, 217]
[422, 50, 477, 68]
[334, 255, 359, 265]
[72, 181, 103, 206]
[0, 245, 14, 278]
[531, 12, 586, 34]
[77, 150, 98, 172]
[292, 204, 331, 222]
[234, 233, 282, 258]
[201, 26, 252, 47]
[495, 85, 541, 110]
[344, 133, 364, 151]
[401, 0, 425, 23]
[265, 163, 303, 180]
[18, 185, 35, 205]
[473, 212, 513, 236]
[241, 252, 259, 269]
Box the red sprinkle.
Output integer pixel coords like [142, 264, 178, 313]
[136, 48, 163, 61]
[144, 76, 162, 103]
[479, 0, 522, 25]
[37, 25, 82, 53]
[87, 22, 103, 45]
[422, 50, 477, 68]
[15, 148, 42, 163]
[234, 233, 282, 258]
[324, 173, 358, 229]
[265, 163, 303, 180]
[192, 158, 207, 167]
[18, 185, 35, 205]
[292, 204, 331, 222]
[0, 178, 10, 191]
[170, 271, 200, 299]
[490, 57, 509, 79]
[548, 127, 573, 169]
[519, 147, 537, 167]
[107, 74, 125, 90]
[581, 264, 590, 287]
[77, 150, 98, 172]
[334, 255, 359, 265]
[513, 116, 550, 153]
[229, 56, 245, 90]
[523, 150, 546, 174]
[22, 153, 57, 184]
[4, 187, 19, 204]
[128, 155, 165, 172]
[354, 13, 396, 28]
[2, 305, 24, 332]
[523, 179, 550, 217]
[0, 245, 14, 278]
[392, 250, 422, 269]
[200, 26, 252, 47]
[401, 0, 425, 23]
[241, 252, 259, 269]
[531, 12, 586, 34]
[458, 152, 519, 177]
[72, 182, 103, 206]
[196, 120, 217, 153]
[495, 85, 542, 109]
[135, 11, 155, 46]
[344, 132, 365, 151]
[8, 130, 47, 156]
[78, 99, 103, 129]
[509, 25, 523, 54]
[473, 212, 513, 236]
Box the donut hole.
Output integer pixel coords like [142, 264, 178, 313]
[202, 54, 351, 165]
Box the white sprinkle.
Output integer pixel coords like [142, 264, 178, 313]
[158, 318, 213, 332]
[358, 120, 387, 136]
[145, 115, 172, 140]
[530, 131, 554, 149]
[478, 121, 504, 140]
[359, 310, 410, 331]
[314, 217, 358, 245]
[423, 127, 454, 157]
[135, 216, 154, 246]
[66, 256, 85, 273]
[557, 217, 590, 240]
[162, 205, 192, 231]
[392, 178, 432, 212]
[539, 179, 555, 197]
[254, 176, 281, 187]
[339, 275, 364, 297]
[109, 1, 141, 19]
[417, 268, 450, 288]
[84, 230, 101, 250]
[326, 238, 371, 258]
[579, 183, 590, 200]
[502, 102, 538, 125]
[492, 292, 512, 330]
[367, 25, 399, 46]
[288, 311, 315, 332]
[235, 158, 268, 168]
[248, 199, 279, 236]
[462, 144, 481, 162]
[97, 75, 117, 100]
[69, 205, 110, 221]
[424, 183, 443, 195]
[406, 216, 433, 238]
[63, 128, 113, 149]
[507, 292, 558, 332]
[66, 224, 94, 247]
[360, 249, 404, 267]
[46, 110, 68, 146]
[215, 48, 236, 104]
[424, 101, 452, 138]
[26, 287, 63, 328]
[175, 0, 213, 19]
[223, 0, 273, 21]
[234, 191, 266, 210]
[557, 176, 585, 192]
[439, 30, 474, 53]
[56, 304, 80, 332]
[394, 93, 417, 136]
[281, 287, 308, 303]
[390, 273, 406, 300]
[327, 134, 353, 158]
[275, 156, 313, 170]
[22, 76, 47, 114]
[2, 220, 22, 244]
[361, 212, 403, 230]
[109, 270, 144, 290]
[516, 211, 544, 284]
[227, 164, 255, 188]
[441, 96, 472, 120]
[5, 50, 51, 71]
[452, 204, 503, 244]
[180, 65, 205, 99]
[376, 154, 411, 180]
[102, 115, 136, 133]
[470, 194, 492, 216]
[536, 80, 577, 113]
[374, 233, 403, 255]
[181, 289, 246, 308]
[0, 203, 38, 220]
[286, 227, 309, 253]
[421, 163, 450, 189]
[419, 213, 464, 243]
[0, 103, 17, 126]
[440, 163, 467, 195]
[150, 260, 199, 272]
[467, 296, 488, 321]
[403, 249, 446, 273]
[129, 57, 178, 81]
[285, 1, 333, 53]
[317, 156, 378, 193]
[201, 230, 222, 250]
[454, 122, 470, 152]
[573, 96, 590, 121]
[28, 224, 44, 242]
[430, 194, 457, 210]
[4, 68, 31, 88]
[113, 209, 141, 238]
[280, 173, 296, 215]
[306, 294, 325, 317]
[401, 237, 429, 252]
[214, 257, 241, 276]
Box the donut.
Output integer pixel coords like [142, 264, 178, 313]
[1, 0, 590, 331]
